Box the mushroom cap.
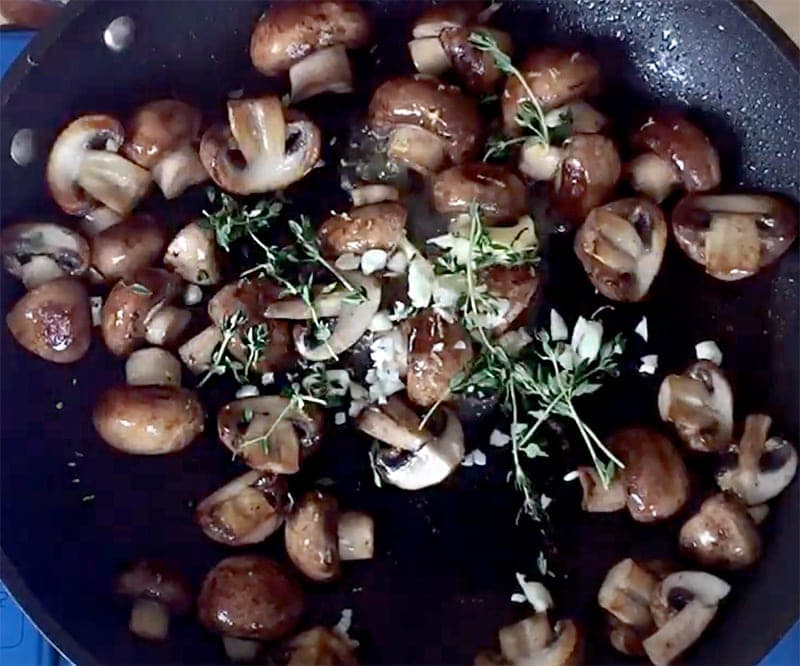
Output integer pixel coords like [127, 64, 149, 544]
[679, 493, 762, 570]
[368, 76, 483, 166]
[284, 490, 341, 582]
[198, 556, 304, 641]
[631, 113, 721, 193]
[122, 100, 202, 169]
[574, 197, 668, 302]
[608, 427, 690, 523]
[502, 48, 600, 133]
[318, 203, 407, 257]
[93, 385, 204, 455]
[440, 26, 510, 95]
[115, 560, 192, 613]
[164, 220, 222, 285]
[432, 163, 528, 224]
[6, 277, 91, 363]
[1, 222, 90, 288]
[671, 193, 798, 281]
[250, 1, 371, 75]
[91, 213, 166, 283]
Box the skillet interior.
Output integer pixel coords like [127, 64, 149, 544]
[0, 1, 798, 664]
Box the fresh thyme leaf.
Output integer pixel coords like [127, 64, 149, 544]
[129, 282, 152, 296]
[200, 187, 283, 252]
[548, 110, 574, 145]
[483, 134, 528, 162]
[197, 309, 250, 387]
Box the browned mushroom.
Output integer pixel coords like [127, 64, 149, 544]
[671, 193, 798, 281]
[6, 277, 91, 363]
[217, 395, 323, 474]
[164, 220, 222, 285]
[90, 213, 166, 283]
[250, 1, 371, 102]
[483, 613, 583, 666]
[440, 27, 511, 94]
[318, 203, 408, 257]
[46, 115, 151, 216]
[122, 99, 207, 199]
[1, 222, 90, 289]
[628, 114, 721, 203]
[368, 76, 483, 174]
[406, 309, 473, 408]
[285, 490, 341, 582]
[679, 493, 762, 570]
[93, 385, 204, 454]
[574, 198, 668, 302]
[502, 48, 601, 135]
[116, 560, 191, 641]
[274, 626, 359, 666]
[198, 556, 304, 661]
[658, 360, 733, 453]
[179, 325, 224, 375]
[200, 97, 321, 195]
[196, 471, 289, 546]
[356, 394, 433, 452]
[482, 265, 540, 335]
[432, 164, 528, 225]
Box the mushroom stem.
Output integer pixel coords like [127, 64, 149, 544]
[388, 126, 447, 174]
[145, 305, 191, 347]
[627, 152, 681, 203]
[290, 45, 354, 102]
[519, 140, 564, 181]
[222, 636, 261, 663]
[350, 184, 400, 207]
[409, 37, 452, 75]
[129, 598, 170, 641]
[151, 144, 208, 199]
[642, 600, 716, 666]
[337, 511, 374, 561]
[76, 151, 152, 216]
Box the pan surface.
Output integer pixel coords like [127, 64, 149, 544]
[1, 1, 798, 664]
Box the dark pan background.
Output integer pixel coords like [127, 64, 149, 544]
[1, 1, 798, 664]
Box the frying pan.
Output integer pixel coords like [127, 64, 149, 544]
[1, 1, 798, 664]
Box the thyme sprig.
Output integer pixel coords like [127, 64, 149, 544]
[198, 310, 264, 387]
[200, 188, 283, 251]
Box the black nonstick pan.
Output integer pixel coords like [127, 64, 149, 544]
[1, 1, 798, 664]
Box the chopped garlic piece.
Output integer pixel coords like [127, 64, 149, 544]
[550, 308, 568, 341]
[571, 316, 603, 363]
[261, 372, 275, 386]
[514, 573, 553, 613]
[563, 470, 580, 482]
[695, 340, 723, 365]
[408, 256, 434, 308]
[490, 429, 511, 447]
[386, 251, 408, 275]
[638, 354, 659, 375]
[334, 412, 346, 425]
[335, 253, 361, 271]
[634, 316, 648, 341]
[361, 249, 388, 275]
[235, 384, 259, 398]
[183, 284, 203, 306]
[472, 449, 487, 466]
[369, 311, 393, 333]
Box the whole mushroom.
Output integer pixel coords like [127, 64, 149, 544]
[432, 164, 528, 225]
[318, 203, 408, 257]
[250, 1, 371, 102]
[200, 96, 321, 195]
[115, 560, 191, 641]
[6, 277, 91, 363]
[90, 213, 166, 283]
[671, 193, 798, 281]
[368, 76, 483, 175]
[574, 198, 668, 302]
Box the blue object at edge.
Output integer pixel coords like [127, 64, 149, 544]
[0, 26, 798, 666]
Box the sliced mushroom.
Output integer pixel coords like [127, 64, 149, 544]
[294, 272, 380, 361]
[574, 198, 668, 302]
[93, 385, 203, 454]
[658, 360, 733, 453]
[125, 347, 182, 387]
[115, 561, 191, 641]
[368, 76, 483, 174]
[196, 471, 288, 546]
[432, 164, 527, 225]
[643, 571, 730, 666]
[285, 490, 341, 582]
[374, 408, 464, 490]
[91, 213, 166, 283]
[671, 193, 798, 280]
[179, 325, 223, 375]
[679, 493, 761, 570]
[6, 277, 91, 363]
[502, 48, 600, 134]
[318, 203, 407, 257]
[1, 222, 90, 289]
[497, 615, 583, 666]
[217, 395, 323, 474]
[200, 97, 321, 195]
[250, 1, 371, 102]
[47, 115, 151, 216]
[629, 114, 721, 202]
[164, 220, 222, 285]
[356, 394, 433, 452]
[599, 558, 659, 629]
[482, 265, 540, 335]
[275, 626, 358, 666]
[716, 413, 798, 505]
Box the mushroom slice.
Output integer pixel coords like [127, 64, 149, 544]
[250, 1, 371, 102]
[577, 466, 627, 513]
[374, 408, 464, 490]
[338, 511, 374, 561]
[498, 614, 554, 663]
[294, 272, 380, 361]
[285, 490, 341, 582]
[1, 222, 90, 289]
[672, 194, 797, 280]
[643, 571, 730, 666]
[368, 76, 483, 173]
[47, 114, 151, 216]
[318, 203, 408, 257]
[218, 395, 323, 474]
[432, 164, 527, 225]
[598, 559, 659, 629]
[264, 289, 347, 320]
[6, 277, 91, 363]
[630, 113, 721, 200]
[679, 493, 761, 570]
[200, 97, 321, 195]
[574, 198, 668, 302]
[716, 413, 798, 505]
[275, 626, 358, 666]
[356, 394, 433, 452]
[553, 134, 621, 225]
[196, 470, 288, 546]
[164, 220, 222, 285]
[501, 617, 583, 666]
[658, 360, 733, 453]
[502, 48, 600, 134]
[91, 213, 167, 283]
